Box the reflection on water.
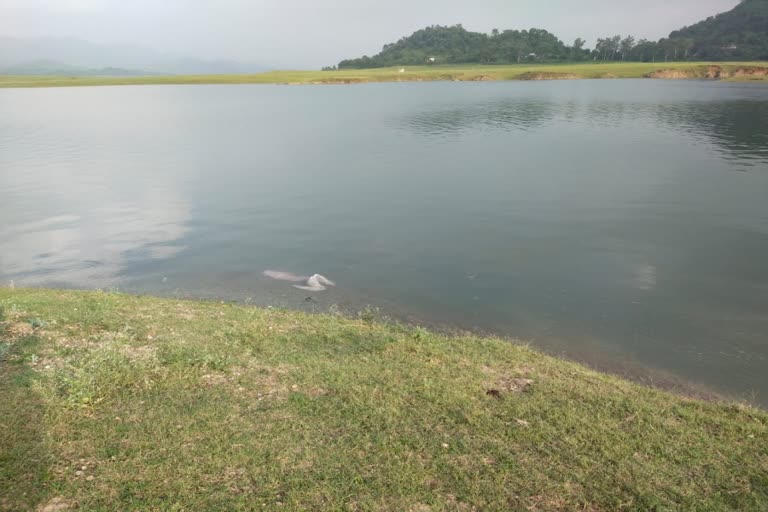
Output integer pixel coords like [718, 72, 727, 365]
[0, 202, 188, 287]
[0, 116, 190, 286]
[1, 80, 767, 405]
[657, 101, 768, 166]
[394, 99, 557, 134]
[392, 81, 768, 169]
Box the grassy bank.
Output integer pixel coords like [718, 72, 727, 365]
[1, 62, 766, 88]
[1, 288, 766, 511]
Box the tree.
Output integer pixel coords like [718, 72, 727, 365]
[631, 39, 657, 61]
[594, 36, 621, 61]
[568, 37, 585, 61]
[594, 38, 606, 60]
[609, 35, 622, 61]
[620, 36, 635, 60]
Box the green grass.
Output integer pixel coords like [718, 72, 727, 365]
[1, 288, 766, 511]
[1, 62, 766, 88]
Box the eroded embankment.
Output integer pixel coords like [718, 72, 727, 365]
[646, 65, 768, 80]
[516, 71, 582, 81]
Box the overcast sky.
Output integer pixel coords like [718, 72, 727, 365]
[0, 0, 741, 68]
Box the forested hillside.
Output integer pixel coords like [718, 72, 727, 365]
[337, 0, 768, 68]
[338, 25, 576, 68]
[668, 0, 768, 61]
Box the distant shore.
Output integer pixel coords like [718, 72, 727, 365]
[1, 62, 767, 88]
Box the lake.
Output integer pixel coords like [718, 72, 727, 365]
[1, 79, 767, 404]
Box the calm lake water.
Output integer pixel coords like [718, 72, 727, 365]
[1, 80, 767, 404]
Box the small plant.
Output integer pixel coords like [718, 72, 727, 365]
[0, 304, 5, 322]
[358, 306, 379, 324]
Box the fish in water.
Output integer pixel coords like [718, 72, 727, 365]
[263, 270, 336, 291]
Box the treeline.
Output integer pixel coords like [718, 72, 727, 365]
[338, 26, 576, 68]
[336, 0, 768, 68]
[593, 36, 699, 63]
[337, 26, 712, 69]
[338, 25, 575, 69]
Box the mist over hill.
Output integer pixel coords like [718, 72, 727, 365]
[0, 37, 266, 75]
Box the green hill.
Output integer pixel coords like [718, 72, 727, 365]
[338, 25, 575, 69]
[668, 0, 768, 60]
[337, 1, 768, 69]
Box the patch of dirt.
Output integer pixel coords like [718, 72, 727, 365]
[118, 344, 158, 363]
[599, 73, 619, 79]
[485, 369, 535, 399]
[646, 66, 768, 80]
[37, 497, 71, 512]
[469, 75, 496, 81]
[500, 377, 534, 393]
[522, 494, 601, 512]
[645, 69, 693, 79]
[307, 387, 328, 397]
[201, 373, 230, 387]
[706, 65, 727, 79]
[517, 72, 580, 81]
[3, 322, 34, 339]
[174, 304, 196, 320]
[731, 66, 768, 78]
[201, 361, 299, 403]
[446, 494, 478, 511]
[311, 78, 366, 85]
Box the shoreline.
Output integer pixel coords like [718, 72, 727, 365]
[2, 287, 766, 510]
[11, 283, 730, 404]
[1, 62, 767, 89]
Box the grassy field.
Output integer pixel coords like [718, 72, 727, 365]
[0, 62, 766, 88]
[1, 288, 766, 511]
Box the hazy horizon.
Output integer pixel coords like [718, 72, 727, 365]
[1, 0, 741, 69]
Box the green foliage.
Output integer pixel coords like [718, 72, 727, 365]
[0, 334, 50, 512]
[51, 347, 148, 408]
[156, 342, 235, 371]
[339, 24, 576, 68]
[669, 0, 768, 60]
[338, 1, 768, 68]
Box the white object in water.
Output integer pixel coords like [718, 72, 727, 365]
[263, 270, 306, 282]
[263, 270, 336, 291]
[292, 274, 335, 291]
